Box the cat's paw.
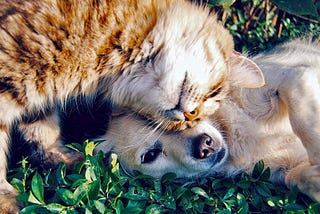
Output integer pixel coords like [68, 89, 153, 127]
[0, 183, 22, 214]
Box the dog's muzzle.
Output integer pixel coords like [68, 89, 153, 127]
[192, 134, 226, 164]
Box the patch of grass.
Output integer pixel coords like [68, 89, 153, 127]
[8, 141, 320, 213]
[210, 0, 320, 52]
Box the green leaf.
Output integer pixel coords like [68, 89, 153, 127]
[66, 143, 83, 153]
[19, 205, 43, 214]
[56, 188, 76, 206]
[85, 166, 96, 181]
[85, 141, 96, 156]
[68, 174, 84, 182]
[45, 203, 67, 212]
[31, 172, 44, 204]
[10, 178, 25, 192]
[223, 188, 236, 200]
[208, 0, 235, 8]
[110, 154, 120, 175]
[126, 200, 145, 212]
[110, 153, 118, 167]
[211, 179, 223, 189]
[123, 187, 148, 200]
[237, 180, 251, 190]
[16, 192, 29, 203]
[271, 0, 318, 18]
[56, 163, 69, 186]
[85, 208, 93, 214]
[161, 172, 176, 182]
[121, 206, 143, 214]
[252, 160, 264, 179]
[191, 187, 210, 199]
[71, 178, 88, 189]
[93, 200, 106, 214]
[217, 209, 231, 214]
[173, 186, 187, 199]
[27, 191, 43, 205]
[161, 194, 176, 210]
[267, 198, 277, 207]
[260, 167, 271, 180]
[88, 180, 101, 200]
[73, 182, 91, 204]
[256, 181, 272, 197]
[283, 203, 306, 211]
[153, 180, 161, 193]
[115, 200, 124, 214]
[308, 203, 320, 213]
[145, 204, 163, 214]
[237, 193, 249, 214]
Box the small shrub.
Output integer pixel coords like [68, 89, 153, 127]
[205, 0, 320, 52]
[8, 141, 319, 213]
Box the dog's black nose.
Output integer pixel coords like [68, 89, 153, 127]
[193, 134, 216, 159]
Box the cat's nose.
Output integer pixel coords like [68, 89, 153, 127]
[183, 107, 199, 121]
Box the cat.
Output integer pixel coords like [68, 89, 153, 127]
[0, 0, 264, 212]
[96, 38, 320, 202]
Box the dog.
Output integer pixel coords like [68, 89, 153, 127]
[96, 38, 320, 201]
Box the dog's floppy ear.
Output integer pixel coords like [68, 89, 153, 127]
[228, 51, 265, 88]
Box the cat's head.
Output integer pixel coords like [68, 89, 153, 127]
[108, 1, 264, 131]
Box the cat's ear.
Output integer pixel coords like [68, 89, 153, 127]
[228, 51, 265, 88]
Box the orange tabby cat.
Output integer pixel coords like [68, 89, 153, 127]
[0, 0, 264, 212]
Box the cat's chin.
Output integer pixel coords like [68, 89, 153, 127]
[140, 113, 201, 131]
[112, 108, 203, 131]
[165, 119, 201, 131]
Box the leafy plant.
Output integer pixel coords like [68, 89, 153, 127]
[204, 0, 320, 52]
[8, 141, 320, 213]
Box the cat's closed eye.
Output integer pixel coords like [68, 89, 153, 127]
[206, 87, 222, 98]
[143, 48, 160, 65]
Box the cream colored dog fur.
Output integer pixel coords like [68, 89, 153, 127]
[97, 39, 320, 201]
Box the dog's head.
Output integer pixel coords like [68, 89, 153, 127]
[96, 114, 228, 178]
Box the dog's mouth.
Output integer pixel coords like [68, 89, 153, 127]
[213, 148, 226, 164]
[212, 148, 227, 170]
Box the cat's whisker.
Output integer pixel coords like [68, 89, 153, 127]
[120, 118, 166, 153]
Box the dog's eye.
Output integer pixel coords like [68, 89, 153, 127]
[206, 87, 222, 98]
[141, 148, 162, 164]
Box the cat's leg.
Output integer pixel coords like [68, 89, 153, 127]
[285, 162, 320, 201]
[0, 100, 24, 213]
[0, 128, 23, 213]
[279, 70, 320, 165]
[19, 110, 84, 168]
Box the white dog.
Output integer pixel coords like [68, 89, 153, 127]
[96, 39, 320, 201]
